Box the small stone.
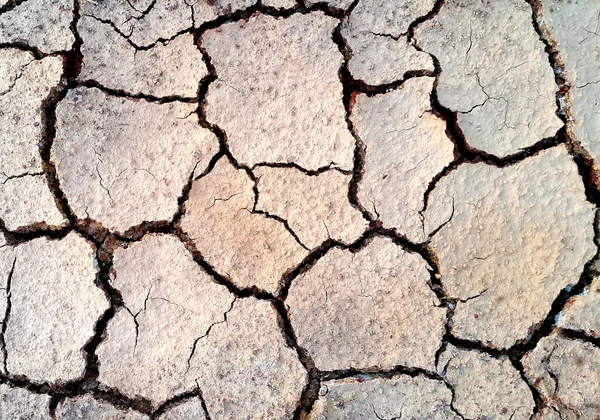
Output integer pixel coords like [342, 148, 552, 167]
[254, 166, 368, 248]
[438, 345, 534, 419]
[55, 395, 148, 420]
[416, 0, 562, 157]
[353, 77, 454, 242]
[203, 12, 355, 170]
[309, 376, 460, 419]
[424, 146, 595, 348]
[287, 236, 446, 371]
[189, 297, 307, 419]
[78, 17, 207, 98]
[559, 275, 600, 337]
[0, 0, 74, 53]
[523, 333, 600, 418]
[0, 51, 65, 230]
[97, 234, 234, 405]
[53, 87, 218, 233]
[181, 158, 308, 293]
[4, 232, 109, 383]
[0, 384, 51, 420]
[158, 398, 207, 420]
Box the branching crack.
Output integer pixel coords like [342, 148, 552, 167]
[186, 298, 237, 372]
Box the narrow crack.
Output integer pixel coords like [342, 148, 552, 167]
[0, 171, 45, 185]
[272, 299, 320, 420]
[252, 161, 352, 176]
[0, 257, 16, 374]
[186, 298, 237, 372]
[74, 79, 198, 103]
[149, 385, 211, 420]
[556, 327, 600, 349]
[330, 0, 374, 224]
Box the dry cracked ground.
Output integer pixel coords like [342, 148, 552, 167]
[1, 0, 600, 419]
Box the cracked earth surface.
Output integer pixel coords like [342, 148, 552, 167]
[1, 0, 600, 418]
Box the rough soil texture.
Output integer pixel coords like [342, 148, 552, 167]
[1, 0, 600, 419]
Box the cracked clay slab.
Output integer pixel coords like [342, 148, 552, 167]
[539, 0, 600, 179]
[53, 87, 218, 233]
[287, 236, 446, 371]
[203, 12, 356, 170]
[353, 77, 454, 242]
[181, 158, 308, 293]
[96, 234, 235, 405]
[254, 166, 368, 249]
[416, 0, 563, 157]
[523, 332, 600, 419]
[81, 0, 256, 49]
[0, 384, 51, 420]
[188, 297, 307, 419]
[424, 146, 595, 349]
[80, 0, 193, 49]
[0, 0, 74, 53]
[78, 16, 208, 98]
[309, 376, 460, 419]
[0, 50, 65, 230]
[4, 232, 109, 383]
[558, 275, 600, 337]
[55, 395, 148, 420]
[341, 0, 435, 86]
[158, 398, 207, 420]
[438, 345, 534, 419]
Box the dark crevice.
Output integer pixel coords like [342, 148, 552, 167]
[0, 257, 16, 374]
[556, 327, 600, 349]
[0, 41, 46, 58]
[252, 161, 352, 176]
[406, 0, 446, 44]
[525, 0, 600, 206]
[252, 209, 311, 252]
[510, 357, 545, 417]
[74, 79, 198, 103]
[277, 224, 449, 300]
[408, 1, 570, 176]
[0, 0, 27, 15]
[343, 69, 436, 96]
[320, 364, 443, 383]
[427, 52, 567, 169]
[177, 230, 275, 301]
[149, 388, 208, 419]
[524, 0, 570, 124]
[330, 0, 373, 224]
[508, 210, 600, 361]
[0, 219, 73, 245]
[272, 300, 320, 420]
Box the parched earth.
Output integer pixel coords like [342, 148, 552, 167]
[1, 0, 600, 419]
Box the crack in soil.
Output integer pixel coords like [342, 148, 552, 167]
[2, 0, 600, 417]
